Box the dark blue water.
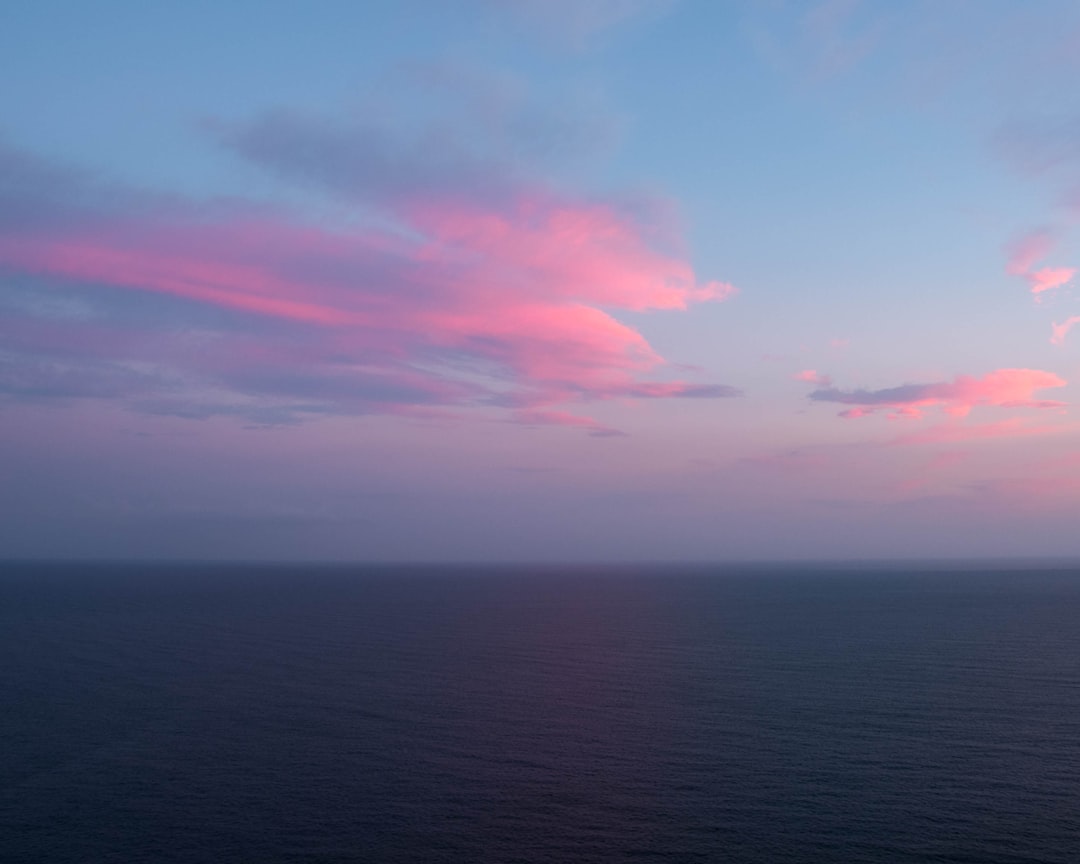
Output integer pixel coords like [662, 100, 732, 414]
[3, 563, 1080, 863]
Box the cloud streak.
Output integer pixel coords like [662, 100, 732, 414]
[0, 119, 736, 431]
[794, 369, 831, 386]
[487, 0, 671, 49]
[1028, 266, 1077, 297]
[1051, 315, 1080, 346]
[1004, 229, 1076, 298]
[808, 369, 1067, 419]
[887, 416, 1069, 446]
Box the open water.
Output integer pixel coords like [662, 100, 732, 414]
[2, 562, 1079, 862]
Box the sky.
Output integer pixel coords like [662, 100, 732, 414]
[3, 0, 1080, 562]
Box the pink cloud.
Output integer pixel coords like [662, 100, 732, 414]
[0, 188, 736, 430]
[1051, 315, 1080, 345]
[1005, 229, 1055, 275]
[514, 408, 625, 437]
[1028, 266, 1076, 297]
[1004, 229, 1076, 298]
[794, 369, 832, 386]
[0, 234, 356, 326]
[808, 368, 1068, 419]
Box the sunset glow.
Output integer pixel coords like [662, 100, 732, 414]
[3, 0, 1080, 560]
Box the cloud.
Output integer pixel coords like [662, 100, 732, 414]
[0, 349, 167, 401]
[748, 0, 886, 84]
[486, 0, 671, 49]
[807, 368, 1068, 419]
[0, 128, 735, 431]
[996, 115, 1080, 177]
[887, 416, 1068, 446]
[212, 64, 618, 208]
[794, 369, 831, 386]
[996, 119, 1080, 290]
[514, 408, 626, 437]
[1028, 266, 1077, 297]
[741, 448, 830, 472]
[1004, 228, 1076, 298]
[0, 136, 200, 234]
[1005, 229, 1056, 276]
[803, 0, 883, 78]
[1065, 184, 1080, 216]
[217, 107, 516, 205]
[1051, 315, 1080, 345]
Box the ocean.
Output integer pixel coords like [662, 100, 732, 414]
[2, 563, 1079, 862]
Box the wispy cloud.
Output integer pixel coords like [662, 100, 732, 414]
[748, 0, 885, 83]
[1028, 267, 1076, 297]
[793, 369, 831, 386]
[0, 90, 736, 432]
[1051, 315, 1080, 346]
[741, 448, 830, 472]
[514, 408, 626, 437]
[1004, 228, 1076, 299]
[996, 114, 1080, 177]
[807, 368, 1067, 419]
[887, 416, 1069, 446]
[1005, 229, 1056, 276]
[485, 0, 672, 49]
[211, 70, 618, 209]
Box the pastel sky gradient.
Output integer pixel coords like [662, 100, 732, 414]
[4, 0, 1080, 561]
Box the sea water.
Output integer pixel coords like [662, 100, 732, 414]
[3, 563, 1079, 862]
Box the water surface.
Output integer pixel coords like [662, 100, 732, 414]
[3, 563, 1079, 862]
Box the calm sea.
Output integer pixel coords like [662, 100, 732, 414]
[3, 563, 1079, 863]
